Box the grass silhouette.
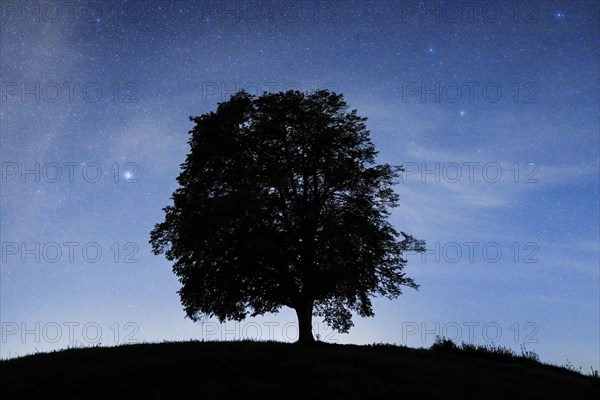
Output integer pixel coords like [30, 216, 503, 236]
[1, 340, 598, 399]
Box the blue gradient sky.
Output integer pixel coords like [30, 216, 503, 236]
[1, 1, 598, 370]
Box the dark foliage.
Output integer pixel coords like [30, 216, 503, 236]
[150, 90, 425, 342]
[431, 335, 542, 364]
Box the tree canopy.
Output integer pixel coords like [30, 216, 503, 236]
[150, 90, 425, 343]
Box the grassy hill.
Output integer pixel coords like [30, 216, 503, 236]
[1, 340, 598, 399]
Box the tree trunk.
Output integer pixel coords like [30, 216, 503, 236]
[295, 301, 315, 344]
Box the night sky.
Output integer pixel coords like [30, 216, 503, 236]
[1, 0, 598, 370]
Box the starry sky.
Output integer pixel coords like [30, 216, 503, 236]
[1, 0, 598, 370]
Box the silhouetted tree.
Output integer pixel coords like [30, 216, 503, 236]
[150, 90, 425, 344]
